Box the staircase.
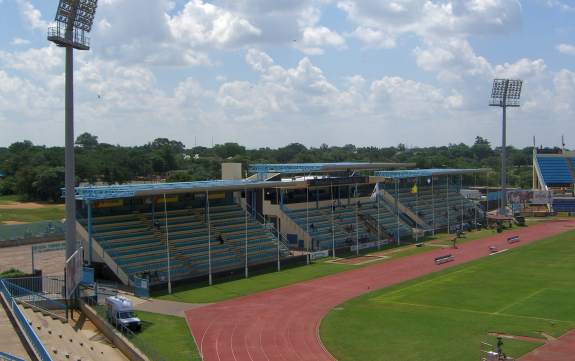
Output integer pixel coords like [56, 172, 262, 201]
[358, 213, 386, 239]
[565, 158, 575, 183]
[21, 307, 128, 361]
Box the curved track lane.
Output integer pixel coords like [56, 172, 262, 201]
[185, 220, 575, 361]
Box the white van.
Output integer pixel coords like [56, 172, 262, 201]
[106, 296, 142, 332]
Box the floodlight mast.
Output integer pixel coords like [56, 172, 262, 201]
[48, 1, 98, 260]
[489, 79, 523, 216]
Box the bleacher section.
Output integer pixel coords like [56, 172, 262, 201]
[84, 202, 287, 284]
[283, 184, 479, 250]
[553, 198, 575, 213]
[536, 156, 575, 185]
[284, 201, 411, 250]
[396, 184, 478, 232]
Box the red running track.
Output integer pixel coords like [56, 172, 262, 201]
[185, 220, 575, 361]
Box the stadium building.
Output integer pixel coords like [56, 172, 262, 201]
[533, 148, 575, 214]
[72, 163, 485, 286]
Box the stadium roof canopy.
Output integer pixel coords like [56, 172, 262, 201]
[69, 179, 305, 201]
[249, 162, 413, 174]
[374, 168, 486, 179]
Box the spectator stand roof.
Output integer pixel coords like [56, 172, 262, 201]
[248, 162, 414, 175]
[374, 168, 486, 179]
[69, 179, 306, 201]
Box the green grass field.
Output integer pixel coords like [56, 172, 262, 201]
[154, 222, 553, 304]
[0, 195, 64, 224]
[320, 229, 575, 361]
[132, 311, 201, 361]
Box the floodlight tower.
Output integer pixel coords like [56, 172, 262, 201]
[489, 79, 523, 216]
[48, 0, 98, 259]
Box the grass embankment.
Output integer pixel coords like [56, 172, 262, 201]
[154, 221, 549, 304]
[134, 311, 201, 361]
[0, 195, 64, 224]
[320, 229, 575, 361]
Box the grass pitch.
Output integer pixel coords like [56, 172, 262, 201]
[320, 229, 575, 361]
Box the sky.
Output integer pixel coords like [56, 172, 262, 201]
[0, 0, 574, 149]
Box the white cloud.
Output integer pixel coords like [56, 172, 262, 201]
[16, 0, 49, 31]
[295, 26, 346, 55]
[338, 0, 522, 47]
[11, 37, 30, 46]
[168, 0, 262, 49]
[557, 43, 575, 56]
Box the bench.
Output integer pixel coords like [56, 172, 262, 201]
[507, 236, 520, 244]
[434, 254, 454, 265]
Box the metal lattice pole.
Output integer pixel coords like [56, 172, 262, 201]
[355, 184, 359, 256]
[331, 184, 335, 259]
[447, 175, 450, 234]
[377, 182, 381, 250]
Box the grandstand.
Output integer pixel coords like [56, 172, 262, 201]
[72, 163, 484, 287]
[533, 149, 575, 213]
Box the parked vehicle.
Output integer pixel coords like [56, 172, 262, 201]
[106, 296, 141, 332]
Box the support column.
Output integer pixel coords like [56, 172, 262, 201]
[244, 188, 248, 279]
[87, 201, 92, 265]
[64, 46, 76, 259]
[207, 191, 212, 286]
[163, 193, 171, 294]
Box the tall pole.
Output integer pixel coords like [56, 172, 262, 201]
[355, 184, 359, 256]
[306, 185, 310, 263]
[377, 182, 381, 250]
[64, 45, 76, 259]
[460, 175, 464, 229]
[447, 175, 450, 234]
[277, 215, 281, 272]
[207, 191, 212, 286]
[431, 177, 435, 236]
[395, 179, 400, 246]
[415, 177, 419, 243]
[501, 103, 508, 215]
[244, 188, 248, 278]
[163, 194, 171, 294]
[331, 184, 335, 259]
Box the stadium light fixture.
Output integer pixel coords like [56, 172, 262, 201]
[489, 79, 523, 216]
[48, 0, 98, 260]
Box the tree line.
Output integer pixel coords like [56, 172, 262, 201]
[0, 133, 546, 202]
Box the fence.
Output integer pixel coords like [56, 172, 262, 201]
[0, 279, 53, 361]
[2, 277, 67, 323]
[0, 220, 64, 243]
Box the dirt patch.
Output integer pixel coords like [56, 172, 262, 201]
[488, 332, 546, 344]
[331, 255, 388, 265]
[1, 221, 27, 225]
[0, 202, 63, 210]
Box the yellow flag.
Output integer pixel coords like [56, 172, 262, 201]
[411, 184, 418, 194]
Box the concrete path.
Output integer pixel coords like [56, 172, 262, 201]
[185, 219, 575, 361]
[0, 300, 31, 360]
[128, 296, 206, 317]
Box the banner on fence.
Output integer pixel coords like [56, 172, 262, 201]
[65, 247, 83, 298]
[507, 190, 553, 205]
[310, 250, 329, 260]
[351, 239, 391, 252]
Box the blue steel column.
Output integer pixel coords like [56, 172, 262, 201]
[87, 200, 93, 265]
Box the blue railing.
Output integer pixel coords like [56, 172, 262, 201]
[0, 352, 26, 361]
[0, 280, 53, 361]
[3, 281, 67, 322]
